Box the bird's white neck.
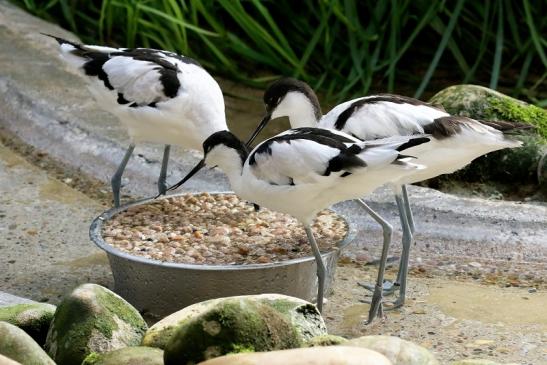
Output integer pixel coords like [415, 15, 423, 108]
[271, 91, 320, 128]
[206, 146, 245, 186]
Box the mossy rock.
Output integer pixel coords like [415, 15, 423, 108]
[429, 84, 546, 188]
[0, 354, 23, 365]
[197, 346, 393, 365]
[0, 303, 56, 346]
[346, 335, 439, 365]
[429, 85, 547, 138]
[305, 334, 348, 347]
[44, 283, 148, 365]
[0, 321, 55, 365]
[163, 298, 304, 365]
[82, 346, 163, 365]
[143, 294, 326, 349]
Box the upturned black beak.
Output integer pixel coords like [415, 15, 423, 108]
[160, 159, 206, 196]
[245, 111, 272, 147]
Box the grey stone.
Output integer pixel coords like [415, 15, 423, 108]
[305, 334, 348, 347]
[345, 335, 439, 365]
[45, 283, 148, 365]
[0, 292, 35, 306]
[196, 346, 392, 365]
[0, 354, 22, 365]
[0, 303, 56, 345]
[0, 321, 55, 365]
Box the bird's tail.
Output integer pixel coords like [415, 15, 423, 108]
[477, 119, 535, 135]
[358, 135, 430, 170]
[42, 33, 115, 70]
[42, 33, 88, 68]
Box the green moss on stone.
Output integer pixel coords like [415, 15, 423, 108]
[82, 347, 164, 365]
[45, 292, 95, 364]
[164, 300, 301, 365]
[81, 352, 101, 365]
[229, 344, 255, 354]
[486, 96, 547, 139]
[261, 300, 325, 342]
[95, 288, 147, 338]
[0, 303, 56, 345]
[45, 284, 147, 365]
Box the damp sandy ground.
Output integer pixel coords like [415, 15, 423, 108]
[325, 264, 547, 364]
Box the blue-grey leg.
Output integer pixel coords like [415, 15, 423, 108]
[111, 144, 135, 208]
[393, 185, 415, 286]
[356, 199, 398, 295]
[305, 226, 326, 313]
[401, 184, 415, 234]
[389, 193, 413, 309]
[358, 199, 392, 323]
[158, 145, 171, 195]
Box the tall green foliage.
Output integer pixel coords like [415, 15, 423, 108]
[12, 0, 547, 104]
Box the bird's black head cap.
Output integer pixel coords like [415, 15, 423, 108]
[203, 130, 249, 164]
[263, 77, 321, 118]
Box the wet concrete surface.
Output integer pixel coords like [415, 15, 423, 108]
[0, 141, 113, 302]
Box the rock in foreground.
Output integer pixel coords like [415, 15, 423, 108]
[306, 334, 348, 347]
[45, 283, 147, 365]
[143, 294, 326, 349]
[346, 335, 438, 365]
[0, 354, 23, 365]
[82, 346, 164, 365]
[197, 346, 392, 365]
[163, 297, 306, 364]
[0, 321, 55, 365]
[0, 303, 56, 345]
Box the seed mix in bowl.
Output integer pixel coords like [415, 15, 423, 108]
[102, 192, 348, 265]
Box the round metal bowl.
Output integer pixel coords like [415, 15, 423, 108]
[89, 192, 355, 318]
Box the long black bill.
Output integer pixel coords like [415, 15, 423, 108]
[156, 159, 205, 198]
[245, 111, 272, 147]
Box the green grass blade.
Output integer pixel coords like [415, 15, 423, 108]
[489, 0, 504, 89]
[523, 0, 547, 68]
[414, 0, 466, 99]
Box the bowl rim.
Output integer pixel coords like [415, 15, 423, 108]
[89, 191, 355, 271]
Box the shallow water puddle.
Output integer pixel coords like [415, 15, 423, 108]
[56, 252, 109, 268]
[0, 142, 24, 168]
[428, 281, 547, 328]
[39, 179, 87, 205]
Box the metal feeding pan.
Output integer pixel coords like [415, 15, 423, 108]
[89, 192, 355, 318]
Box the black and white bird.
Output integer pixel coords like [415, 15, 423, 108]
[165, 127, 431, 321]
[46, 35, 228, 206]
[247, 77, 529, 310]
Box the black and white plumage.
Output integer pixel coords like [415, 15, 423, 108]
[46, 35, 227, 206]
[247, 77, 529, 320]
[166, 128, 431, 316]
